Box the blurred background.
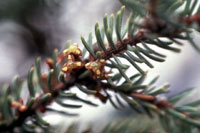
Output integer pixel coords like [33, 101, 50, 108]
[0, 0, 200, 132]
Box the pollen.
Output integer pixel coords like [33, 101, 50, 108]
[63, 44, 82, 56]
[19, 105, 28, 112]
[96, 70, 101, 75]
[100, 59, 105, 63]
[67, 55, 72, 60]
[76, 50, 80, 54]
[63, 49, 68, 54]
[76, 62, 82, 66]
[62, 67, 68, 72]
[104, 41, 108, 45]
[85, 63, 90, 67]
[84, 59, 109, 79]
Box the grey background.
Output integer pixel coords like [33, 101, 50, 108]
[0, 0, 199, 131]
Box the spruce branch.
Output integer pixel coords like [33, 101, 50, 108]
[1, 0, 200, 132]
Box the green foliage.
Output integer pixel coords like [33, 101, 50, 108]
[1, 0, 200, 132]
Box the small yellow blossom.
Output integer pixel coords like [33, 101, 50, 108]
[85, 59, 109, 79]
[63, 43, 82, 56]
